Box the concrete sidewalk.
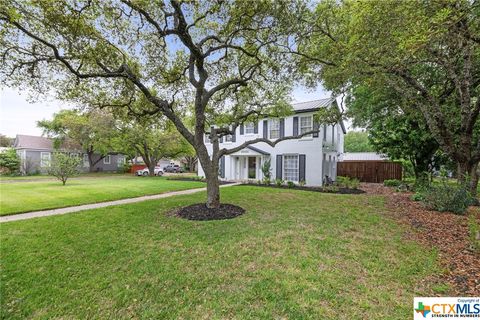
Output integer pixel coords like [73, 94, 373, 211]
[0, 183, 240, 223]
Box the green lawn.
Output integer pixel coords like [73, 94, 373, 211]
[0, 176, 205, 215]
[0, 172, 125, 181]
[0, 186, 439, 319]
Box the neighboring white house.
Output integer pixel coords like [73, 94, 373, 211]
[198, 97, 346, 186]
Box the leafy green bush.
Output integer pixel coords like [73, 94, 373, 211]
[298, 179, 306, 187]
[0, 148, 20, 175]
[261, 159, 272, 185]
[468, 215, 480, 253]
[349, 178, 360, 189]
[411, 192, 423, 201]
[384, 179, 402, 187]
[275, 178, 284, 187]
[336, 176, 360, 189]
[322, 185, 339, 193]
[336, 176, 348, 186]
[287, 181, 295, 188]
[421, 181, 474, 215]
[48, 152, 82, 185]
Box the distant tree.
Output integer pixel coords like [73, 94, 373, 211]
[346, 83, 442, 184]
[38, 110, 118, 172]
[119, 118, 191, 176]
[183, 147, 198, 173]
[0, 134, 13, 147]
[47, 152, 81, 185]
[0, 148, 20, 174]
[344, 131, 374, 153]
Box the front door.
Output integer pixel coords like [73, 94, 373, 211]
[248, 157, 256, 179]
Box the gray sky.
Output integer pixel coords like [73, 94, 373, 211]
[0, 85, 333, 138]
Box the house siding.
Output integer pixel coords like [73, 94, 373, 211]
[17, 149, 125, 174]
[197, 110, 344, 186]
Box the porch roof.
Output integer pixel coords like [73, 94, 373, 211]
[229, 146, 270, 156]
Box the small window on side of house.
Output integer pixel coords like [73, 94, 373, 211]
[103, 155, 111, 165]
[40, 152, 51, 168]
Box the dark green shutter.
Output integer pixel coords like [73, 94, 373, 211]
[313, 121, 320, 138]
[299, 154, 306, 182]
[254, 122, 258, 134]
[263, 120, 268, 138]
[240, 124, 244, 135]
[293, 116, 298, 136]
[219, 156, 225, 178]
[280, 118, 285, 138]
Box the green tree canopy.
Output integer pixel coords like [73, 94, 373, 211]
[38, 109, 118, 172]
[343, 131, 374, 153]
[301, 0, 480, 193]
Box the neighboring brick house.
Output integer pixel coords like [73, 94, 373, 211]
[13, 134, 125, 174]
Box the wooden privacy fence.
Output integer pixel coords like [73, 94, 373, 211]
[337, 161, 402, 183]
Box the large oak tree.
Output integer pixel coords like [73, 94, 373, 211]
[0, 0, 320, 209]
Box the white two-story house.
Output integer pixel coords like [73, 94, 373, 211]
[198, 97, 346, 186]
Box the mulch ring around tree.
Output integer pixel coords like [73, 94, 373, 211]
[361, 183, 480, 296]
[173, 203, 245, 221]
[240, 183, 365, 194]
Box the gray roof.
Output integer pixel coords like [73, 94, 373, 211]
[247, 146, 270, 155]
[291, 97, 347, 134]
[13, 134, 83, 151]
[14, 135, 53, 150]
[291, 97, 336, 112]
[342, 152, 389, 161]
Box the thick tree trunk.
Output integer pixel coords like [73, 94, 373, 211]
[205, 168, 220, 209]
[196, 141, 221, 209]
[147, 161, 156, 176]
[457, 161, 479, 196]
[87, 151, 96, 173]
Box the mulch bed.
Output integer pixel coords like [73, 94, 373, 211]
[361, 183, 480, 296]
[173, 203, 245, 221]
[166, 177, 234, 185]
[240, 183, 365, 194]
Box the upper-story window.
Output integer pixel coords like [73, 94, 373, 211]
[245, 123, 255, 134]
[224, 134, 232, 142]
[269, 119, 280, 139]
[103, 155, 111, 165]
[300, 115, 313, 137]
